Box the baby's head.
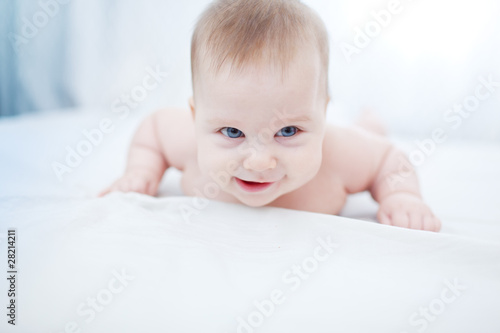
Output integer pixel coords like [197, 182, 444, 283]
[190, 0, 330, 206]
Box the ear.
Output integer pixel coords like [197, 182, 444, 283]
[188, 96, 195, 119]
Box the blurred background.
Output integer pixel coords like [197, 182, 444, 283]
[0, 0, 499, 140]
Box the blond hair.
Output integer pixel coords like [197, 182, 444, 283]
[191, 0, 329, 98]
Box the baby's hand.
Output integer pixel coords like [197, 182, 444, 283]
[377, 193, 441, 232]
[98, 169, 161, 197]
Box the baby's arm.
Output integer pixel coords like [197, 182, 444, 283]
[369, 146, 441, 231]
[98, 112, 169, 197]
[332, 126, 441, 231]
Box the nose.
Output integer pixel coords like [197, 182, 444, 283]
[243, 150, 277, 172]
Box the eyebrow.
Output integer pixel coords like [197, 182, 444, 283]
[206, 114, 311, 126]
[206, 117, 242, 126]
[283, 115, 311, 123]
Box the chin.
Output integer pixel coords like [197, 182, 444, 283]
[237, 196, 274, 208]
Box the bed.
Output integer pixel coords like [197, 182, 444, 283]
[1, 108, 499, 333]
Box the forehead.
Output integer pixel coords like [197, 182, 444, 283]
[195, 48, 323, 117]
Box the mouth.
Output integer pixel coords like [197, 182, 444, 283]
[235, 178, 276, 193]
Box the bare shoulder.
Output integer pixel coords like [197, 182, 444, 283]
[321, 123, 392, 194]
[152, 107, 196, 171]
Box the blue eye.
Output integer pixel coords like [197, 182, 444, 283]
[276, 126, 298, 137]
[221, 127, 244, 138]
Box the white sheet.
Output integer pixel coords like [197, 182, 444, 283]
[1, 109, 499, 332]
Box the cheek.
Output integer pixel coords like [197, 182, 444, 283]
[197, 140, 240, 175]
[283, 142, 323, 176]
[197, 141, 220, 172]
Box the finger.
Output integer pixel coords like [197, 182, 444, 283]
[392, 211, 410, 229]
[131, 178, 153, 194]
[377, 210, 391, 225]
[139, 180, 150, 193]
[433, 217, 442, 232]
[97, 189, 110, 197]
[128, 178, 143, 192]
[408, 212, 423, 230]
[147, 181, 159, 196]
[422, 215, 435, 231]
[118, 178, 137, 193]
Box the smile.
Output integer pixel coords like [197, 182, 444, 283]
[235, 178, 276, 193]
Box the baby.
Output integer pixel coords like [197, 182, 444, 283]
[99, 0, 441, 232]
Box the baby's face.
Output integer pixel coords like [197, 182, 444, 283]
[193, 50, 328, 207]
